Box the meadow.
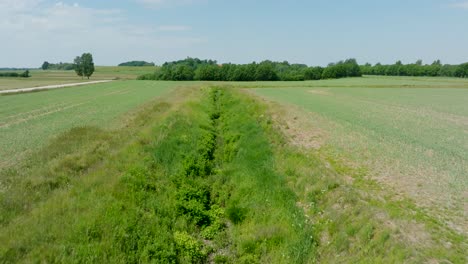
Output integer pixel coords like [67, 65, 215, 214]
[0, 75, 466, 263]
[0, 66, 157, 90]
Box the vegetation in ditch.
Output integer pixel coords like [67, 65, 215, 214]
[1, 85, 465, 263]
[0, 87, 316, 263]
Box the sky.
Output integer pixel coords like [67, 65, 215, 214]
[1, 0, 468, 67]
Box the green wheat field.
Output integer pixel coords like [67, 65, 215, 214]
[0, 74, 466, 263]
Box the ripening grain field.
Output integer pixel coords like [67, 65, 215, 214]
[252, 82, 468, 234]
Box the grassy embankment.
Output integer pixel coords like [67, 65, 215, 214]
[0, 66, 157, 91]
[1, 86, 465, 263]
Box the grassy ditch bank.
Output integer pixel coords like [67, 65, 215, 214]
[0, 87, 465, 263]
[0, 87, 315, 263]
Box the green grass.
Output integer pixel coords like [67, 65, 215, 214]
[251, 83, 468, 234]
[0, 80, 189, 167]
[1, 74, 467, 262]
[227, 75, 468, 89]
[0, 66, 157, 90]
[0, 87, 317, 263]
[268, 117, 467, 263]
[1, 84, 465, 263]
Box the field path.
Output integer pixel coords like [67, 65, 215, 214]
[0, 80, 114, 94]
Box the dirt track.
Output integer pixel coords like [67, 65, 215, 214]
[0, 80, 114, 94]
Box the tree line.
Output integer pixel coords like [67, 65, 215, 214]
[118, 61, 155, 67]
[41, 61, 74, 71]
[40, 53, 95, 79]
[360, 60, 468, 78]
[0, 70, 30, 78]
[138, 58, 362, 81]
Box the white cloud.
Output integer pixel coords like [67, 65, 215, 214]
[136, 0, 200, 8]
[158, 25, 191, 31]
[450, 1, 468, 9]
[0, 2, 202, 67]
[0, 0, 43, 12]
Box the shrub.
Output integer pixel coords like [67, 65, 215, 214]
[174, 231, 207, 263]
[176, 182, 212, 226]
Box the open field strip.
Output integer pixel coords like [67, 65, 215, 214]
[0, 66, 156, 91]
[0, 80, 113, 94]
[251, 85, 468, 235]
[0, 86, 465, 263]
[0, 81, 192, 167]
[228, 76, 468, 89]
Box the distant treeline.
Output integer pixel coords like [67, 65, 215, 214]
[361, 60, 468, 78]
[0, 70, 30, 78]
[118, 61, 155, 67]
[41, 61, 74, 71]
[0, 68, 30, 71]
[138, 58, 362, 81]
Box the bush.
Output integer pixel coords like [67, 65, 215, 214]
[136, 73, 157, 80]
[174, 231, 207, 263]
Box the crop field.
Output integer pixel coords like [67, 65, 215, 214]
[0, 66, 157, 91]
[230, 75, 468, 89]
[0, 81, 185, 167]
[252, 82, 468, 233]
[0, 77, 467, 263]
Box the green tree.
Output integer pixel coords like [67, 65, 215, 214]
[172, 65, 195, 80]
[41, 61, 50, 70]
[73, 56, 83, 78]
[74, 53, 95, 79]
[81, 53, 95, 79]
[118, 61, 155, 67]
[20, 70, 30, 78]
[304, 67, 323, 80]
[455, 63, 468, 78]
[194, 64, 220, 81]
[255, 62, 278, 81]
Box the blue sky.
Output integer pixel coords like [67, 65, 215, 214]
[1, 0, 468, 67]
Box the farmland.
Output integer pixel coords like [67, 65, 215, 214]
[251, 81, 468, 234]
[0, 80, 184, 167]
[0, 66, 157, 91]
[0, 76, 467, 263]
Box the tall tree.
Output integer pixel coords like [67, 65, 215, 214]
[81, 53, 95, 79]
[41, 61, 50, 70]
[74, 56, 83, 78]
[74, 53, 95, 79]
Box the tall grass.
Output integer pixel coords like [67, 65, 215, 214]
[0, 87, 317, 263]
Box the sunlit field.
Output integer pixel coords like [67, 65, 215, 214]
[0, 76, 466, 263]
[252, 83, 468, 233]
[0, 66, 157, 90]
